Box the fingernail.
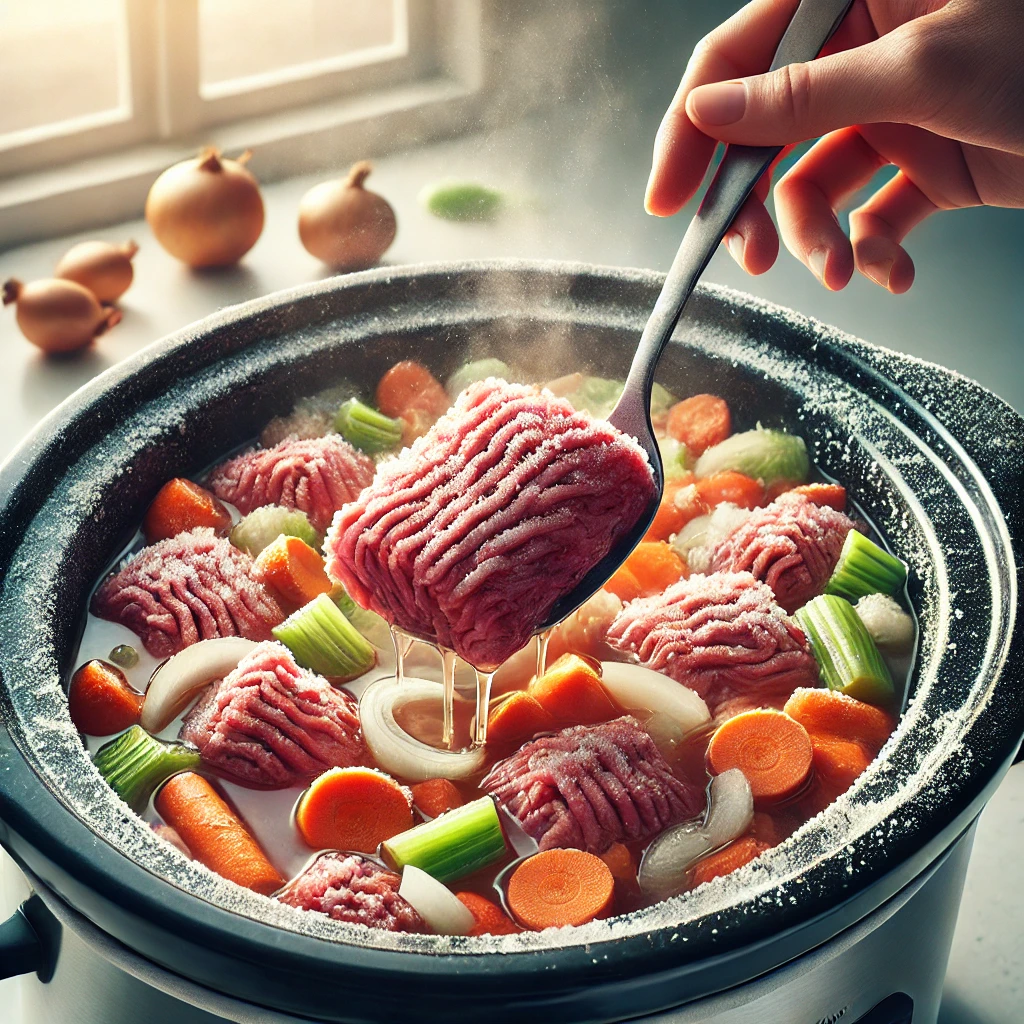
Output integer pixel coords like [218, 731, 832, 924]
[689, 81, 746, 126]
[807, 248, 828, 285]
[862, 258, 893, 289]
[725, 233, 745, 264]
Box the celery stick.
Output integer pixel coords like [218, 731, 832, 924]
[272, 593, 376, 680]
[230, 506, 321, 557]
[695, 427, 809, 487]
[381, 796, 506, 883]
[334, 398, 402, 454]
[93, 726, 199, 811]
[826, 530, 908, 601]
[795, 595, 895, 705]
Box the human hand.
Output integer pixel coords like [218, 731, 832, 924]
[645, 0, 1024, 292]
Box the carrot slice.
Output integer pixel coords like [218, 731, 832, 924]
[411, 778, 464, 819]
[68, 660, 142, 736]
[598, 842, 636, 884]
[528, 653, 618, 725]
[690, 836, 770, 887]
[506, 849, 614, 929]
[644, 476, 707, 541]
[788, 482, 847, 512]
[376, 361, 450, 419]
[695, 471, 766, 510]
[295, 766, 413, 853]
[252, 535, 332, 607]
[707, 709, 813, 802]
[456, 892, 521, 935]
[604, 564, 643, 603]
[155, 773, 284, 895]
[486, 690, 555, 746]
[783, 688, 895, 752]
[666, 394, 731, 455]
[143, 478, 232, 544]
[748, 811, 780, 847]
[623, 541, 688, 596]
[810, 734, 873, 792]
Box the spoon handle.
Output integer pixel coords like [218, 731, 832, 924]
[610, 0, 854, 440]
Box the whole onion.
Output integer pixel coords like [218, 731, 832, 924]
[298, 161, 396, 270]
[55, 239, 138, 303]
[146, 148, 264, 267]
[3, 277, 121, 354]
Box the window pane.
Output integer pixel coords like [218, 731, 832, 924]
[0, 0, 128, 141]
[199, 0, 406, 90]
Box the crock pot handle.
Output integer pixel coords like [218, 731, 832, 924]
[0, 894, 59, 982]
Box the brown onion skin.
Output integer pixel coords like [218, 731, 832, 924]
[298, 161, 396, 270]
[55, 239, 138, 303]
[146, 149, 264, 268]
[3, 278, 121, 354]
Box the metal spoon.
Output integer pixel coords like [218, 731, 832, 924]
[540, 0, 854, 631]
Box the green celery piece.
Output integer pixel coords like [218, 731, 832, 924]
[795, 594, 895, 705]
[650, 383, 677, 418]
[93, 726, 199, 811]
[657, 436, 691, 480]
[565, 376, 676, 420]
[826, 530, 908, 601]
[230, 506, 321, 557]
[695, 427, 809, 487]
[381, 796, 506, 883]
[334, 398, 402, 454]
[446, 358, 515, 397]
[273, 593, 376, 681]
[421, 181, 503, 222]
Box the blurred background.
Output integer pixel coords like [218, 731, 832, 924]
[0, 2, 1020, 1021]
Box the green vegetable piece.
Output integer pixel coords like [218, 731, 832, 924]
[381, 796, 506, 883]
[229, 505, 322, 557]
[826, 530, 908, 601]
[272, 592, 376, 681]
[650, 383, 677, 418]
[563, 376, 677, 421]
[334, 398, 402, 454]
[657, 436, 691, 481]
[109, 644, 139, 669]
[93, 726, 199, 811]
[795, 594, 895, 705]
[694, 426, 809, 487]
[421, 181, 503, 222]
[446, 358, 515, 398]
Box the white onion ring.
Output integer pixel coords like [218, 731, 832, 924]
[398, 865, 474, 935]
[600, 662, 710, 733]
[703, 768, 753, 849]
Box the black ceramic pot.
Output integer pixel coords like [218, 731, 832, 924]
[0, 261, 1021, 1024]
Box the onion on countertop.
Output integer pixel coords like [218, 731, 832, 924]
[2, 277, 121, 354]
[146, 148, 264, 268]
[298, 161, 396, 270]
[55, 240, 138, 303]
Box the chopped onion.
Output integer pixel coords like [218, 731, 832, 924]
[855, 593, 915, 658]
[358, 677, 486, 782]
[703, 769, 753, 849]
[671, 513, 712, 557]
[638, 823, 712, 903]
[141, 637, 257, 733]
[643, 711, 685, 761]
[600, 662, 710, 733]
[398, 865, 474, 935]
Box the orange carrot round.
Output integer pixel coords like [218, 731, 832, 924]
[598, 842, 636, 884]
[707, 709, 813, 802]
[690, 836, 770, 887]
[666, 394, 731, 455]
[295, 766, 413, 853]
[155, 772, 284, 895]
[486, 690, 554, 746]
[604, 564, 643, 603]
[788, 482, 847, 512]
[810, 734, 873, 793]
[68, 660, 142, 736]
[748, 811, 780, 847]
[252, 535, 332, 607]
[528, 654, 617, 725]
[695, 470, 766, 510]
[143, 478, 232, 544]
[624, 541, 688, 596]
[456, 891, 521, 935]
[783, 688, 894, 752]
[376, 360, 449, 419]
[506, 849, 614, 929]
[411, 778, 464, 819]
[644, 476, 706, 541]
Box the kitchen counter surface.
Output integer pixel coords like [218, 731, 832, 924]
[1, 109, 1022, 1021]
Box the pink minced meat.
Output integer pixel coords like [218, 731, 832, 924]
[208, 434, 375, 533]
[277, 852, 426, 933]
[709, 492, 854, 613]
[607, 571, 819, 714]
[179, 641, 365, 788]
[481, 716, 702, 854]
[324, 379, 656, 670]
[90, 528, 284, 659]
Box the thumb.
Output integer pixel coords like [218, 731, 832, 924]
[685, 29, 931, 145]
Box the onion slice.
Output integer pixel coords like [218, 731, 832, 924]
[703, 768, 753, 849]
[600, 662, 710, 733]
[398, 865, 474, 935]
[638, 824, 712, 903]
[358, 677, 486, 782]
[141, 637, 257, 733]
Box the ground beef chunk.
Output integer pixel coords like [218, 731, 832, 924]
[277, 852, 426, 933]
[607, 571, 819, 714]
[208, 434, 375, 533]
[324, 379, 656, 670]
[709, 492, 854, 613]
[179, 641, 365, 788]
[481, 716, 702, 854]
[91, 528, 284, 659]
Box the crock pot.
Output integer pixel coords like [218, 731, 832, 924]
[0, 260, 1021, 1024]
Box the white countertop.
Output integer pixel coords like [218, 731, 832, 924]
[1, 118, 1021, 1022]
